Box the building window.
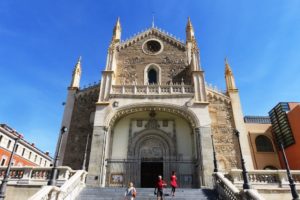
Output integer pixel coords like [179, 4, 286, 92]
[34, 155, 37, 162]
[0, 157, 7, 166]
[148, 69, 157, 84]
[44, 160, 47, 167]
[0, 135, 3, 143]
[255, 135, 274, 152]
[29, 152, 32, 160]
[7, 140, 11, 149]
[137, 120, 143, 127]
[22, 148, 25, 156]
[15, 144, 19, 153]
[162, 120, 168, 127]
[39, 158, 42, 165]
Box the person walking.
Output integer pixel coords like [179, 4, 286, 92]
[154, 175, 167, 200]
[124, 182, 136, 200]
[170, 171, 178, 197]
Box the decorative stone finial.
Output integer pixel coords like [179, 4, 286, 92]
[186, 17, 195, 42]
[70, 56, 82, 89]
[224, 57, 237, 92]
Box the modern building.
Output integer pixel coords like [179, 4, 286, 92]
[0, 124, 52, 167]
[244, 116, 281, 170]
[58, 17, 255, 188]
[269, 102, 300, 170]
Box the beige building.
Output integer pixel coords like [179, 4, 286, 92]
[58, 18, 254, 188]
[244, 116, 281, 170]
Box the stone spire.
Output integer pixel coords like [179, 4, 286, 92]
[112, 17, 121, 42]
[225, 58, 237, 92]
[186, 17, 195, 42]
[70, 56, 81, 89]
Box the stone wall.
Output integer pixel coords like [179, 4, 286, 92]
[208, 93, 241, 170]
[6, 185, 41, 200]
[62, 86, 99, 169]
[116, 32, 191, 85]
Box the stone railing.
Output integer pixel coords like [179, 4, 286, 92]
[0, 166, 75, 186]
[229, 169, 300, 189]
[28, 170, 87, 200]
[213, 172, 265, 200]
[214, 172, 241, 200]
[111, 84, 194, 95]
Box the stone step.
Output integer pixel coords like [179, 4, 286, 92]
[76, 187, 217, 200]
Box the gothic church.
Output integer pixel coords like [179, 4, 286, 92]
[58, 18, 254, 188]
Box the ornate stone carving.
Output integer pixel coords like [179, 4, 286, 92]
[160, 56, 185, 65]
[140, 140, 163, 158]
[118, 65, 137, 84]
[208, 94, 239, 169]
[168, 65, 189, 84]
[145, 119, 160, 129]
[107, 104, 199, 128]
[123, 57, 145, 65]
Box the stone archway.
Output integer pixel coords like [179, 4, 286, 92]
[127, 128, 177, 187]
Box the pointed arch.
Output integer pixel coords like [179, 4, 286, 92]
[144, 63, 161, 85]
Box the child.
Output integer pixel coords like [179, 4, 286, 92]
[124, 182, 136, 200]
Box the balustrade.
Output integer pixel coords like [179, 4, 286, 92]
[111, 84, 194, 95]
[229, 169, 300, 188]
[0, 166, 74, 186]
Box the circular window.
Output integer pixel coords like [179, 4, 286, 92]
[142, 39, 163, 55]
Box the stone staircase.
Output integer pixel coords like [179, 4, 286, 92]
[76, 187, 218, 200]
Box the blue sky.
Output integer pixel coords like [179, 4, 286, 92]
[0, 0, 299, 156]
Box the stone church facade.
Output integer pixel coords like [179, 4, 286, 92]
[58, 18, 254, 188]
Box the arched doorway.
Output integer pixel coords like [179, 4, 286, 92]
[139, 137, 164, 187]
[104, 106, 204, 188]
[128, 128, 177, 187]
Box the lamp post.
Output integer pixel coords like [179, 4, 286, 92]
[280, 142, 299, 200]
[234, 129, 251, 189]
[0, 134, 22, 200]
[48, 126, 68, 186]
[211, 135, 218, 172]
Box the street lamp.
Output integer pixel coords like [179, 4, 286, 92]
[48, 126, 68, 186]
[234, 129, 251, 189]
[211, 135, 218, 172]
[280, 142, 299, 200]
[0, 134, 23, 200]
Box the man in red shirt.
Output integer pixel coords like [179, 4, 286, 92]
[154, 175, 167, 200]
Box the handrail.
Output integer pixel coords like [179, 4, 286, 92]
[214, 172, 240, 200]
[244, 189, 266, 200]
[214, 172, 265, 200]
[28, 170, 87, 200]
[28, 186, 60, 200]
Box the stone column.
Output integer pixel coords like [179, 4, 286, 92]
[86, 126, 108, 187]
[194, 127, 202, 187]
[59, 89, 77, 165]
[194, 126, 214, 187]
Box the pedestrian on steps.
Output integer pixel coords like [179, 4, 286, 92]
[154, 175, 167, 200]
[170, 171, 178, 197]
[124, 182, 136, 200]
